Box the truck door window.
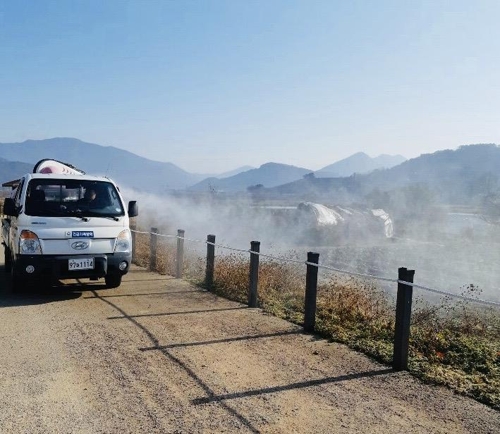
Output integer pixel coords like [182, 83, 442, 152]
[14, 178, 25, 209]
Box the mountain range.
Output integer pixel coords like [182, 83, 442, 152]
[0, 138, 203, 191]
[265, 144, 500, 206]
[0, 157, 32, 184]
[0, 138, 405, 193]
[1, 138, 498, 208]
[314, 152, 406, 178]
[189, 162, 312, 192]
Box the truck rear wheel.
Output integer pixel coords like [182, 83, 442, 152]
[105, 274, 122, 289]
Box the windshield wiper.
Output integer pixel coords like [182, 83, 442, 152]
[101, 215, 120, 221]
[73, 212, 90, 222]
[55, 208, 90, 221]
[84, 211, 121, 221]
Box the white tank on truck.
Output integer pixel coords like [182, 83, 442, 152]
[1, 159, 138, 292]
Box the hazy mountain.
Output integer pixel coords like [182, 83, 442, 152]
[315, 152, 406, 177]
[0, 138, 205, 192]
[263, 144, 500, 206]
[0, 157, 32, 187]
[4, 138, 494, 206]
[217, 165, 255, 179]
[189, 162, 312, 192]
[364, 144, 500, 203]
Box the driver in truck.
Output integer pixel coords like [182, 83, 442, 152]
[80, 189, 97, 204]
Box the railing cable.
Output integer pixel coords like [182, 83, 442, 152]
[131, 229, 500, 308]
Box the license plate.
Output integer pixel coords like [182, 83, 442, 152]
[68, 258, 94, 271]
[72, 231, 94, 238]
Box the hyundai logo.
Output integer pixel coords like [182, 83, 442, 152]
[71, 241, 90, 250]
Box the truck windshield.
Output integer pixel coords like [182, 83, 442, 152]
[25, 179, 125, 218]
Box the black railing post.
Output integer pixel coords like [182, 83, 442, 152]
[176, 229, 185, 278]
[304, 252, 320, 332]
[149, 227, 158, 272]
[393, 267, 415, 371]
[248, 241, 260, 307]
[205, 234, 216, 290]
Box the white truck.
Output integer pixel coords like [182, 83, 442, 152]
[1, 159, 138, 292]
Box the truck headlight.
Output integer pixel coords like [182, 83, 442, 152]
[19, 230, 42, 255]
[114, 229, 131, 253]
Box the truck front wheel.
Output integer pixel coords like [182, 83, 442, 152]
[105, 274, 122, 289]
[10, 269, 26, 294]
[4, 247, 12, 273]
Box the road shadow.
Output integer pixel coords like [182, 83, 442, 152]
[0, 284, 83, 308]
[0, 264, 102, 307]
[83, 290, 203, 299]
[95, 289, 262, 434]
[107, 306, 247, 320]
[0, 261, 183, 307]
[94, 287, 397, 433]
[115, 278, 175, 283]
[139, 330, 302, 351]
[192, 368, 394, 405]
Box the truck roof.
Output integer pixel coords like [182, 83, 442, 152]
[27, 173, 115, 183]
[2, 173, 118, 190]
[2, 159, 114, 189]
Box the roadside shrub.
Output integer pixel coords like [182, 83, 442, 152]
[212, 253, 249, 304]
[315, 276, 395, 362]
[409, 285, 500, 408]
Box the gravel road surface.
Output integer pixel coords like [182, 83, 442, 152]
[1, 245, 499, 433]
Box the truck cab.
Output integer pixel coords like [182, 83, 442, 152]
[2, 160, 138, 292]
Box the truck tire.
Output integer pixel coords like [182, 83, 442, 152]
[10, 269, 26, 294]
[4, 248, 12, 273]
[105, 274, 122, 289]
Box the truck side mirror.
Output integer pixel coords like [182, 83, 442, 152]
[3, 198, 17, 216]
[128, 201, 138, 217]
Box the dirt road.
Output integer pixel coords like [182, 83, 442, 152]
[1, 245, 499, 433]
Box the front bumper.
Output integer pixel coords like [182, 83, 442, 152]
[13, 252, 131, 280]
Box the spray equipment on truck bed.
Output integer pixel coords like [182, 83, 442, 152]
[33, 159, 86, 175]
[2, 159, 86, 191]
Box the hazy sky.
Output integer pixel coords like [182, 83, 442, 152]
[1, 0, 500, 173]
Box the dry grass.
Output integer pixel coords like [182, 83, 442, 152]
[409, 287, 500, 408]
[131, 231, 500, 410]
[132, 231, 205, 281]
[212, 253, 306, 324]
[315, 276, 396, 362]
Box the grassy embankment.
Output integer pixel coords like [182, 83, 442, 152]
[104, 230, 500, 409]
